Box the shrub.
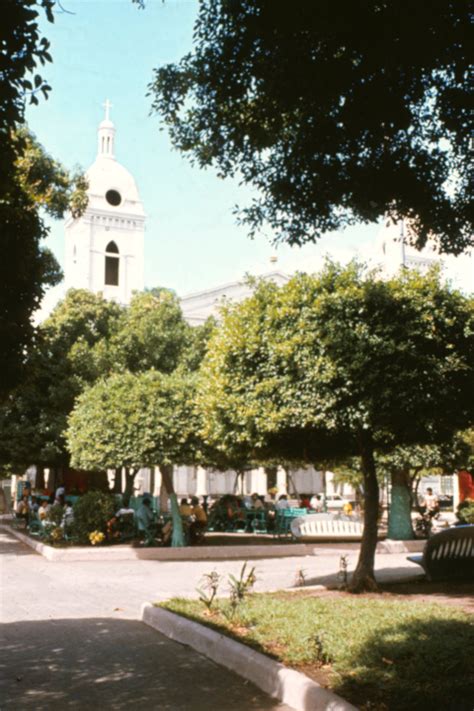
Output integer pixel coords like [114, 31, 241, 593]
[72, 491, 116, 544]
[456, 498, 474, 524]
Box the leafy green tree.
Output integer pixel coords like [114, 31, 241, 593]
[198, 264, 474, 590]
[0, 290, 121, 475]
[104, 290, 190, 375]
[1, 1, 88, 397]
[181, 316, 216, 372]
[67, 370, 206, 546]
[150, 1, 471, 255]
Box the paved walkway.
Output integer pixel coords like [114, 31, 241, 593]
[0, 529, 423, 709]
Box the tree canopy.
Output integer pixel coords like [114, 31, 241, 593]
[1, 2, 87, 398]
[198, 263, 474, 588]
[151, 1, 472, 255]
[0, 290, 122, 472]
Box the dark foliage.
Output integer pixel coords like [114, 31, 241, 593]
[151, 1, 472, 254]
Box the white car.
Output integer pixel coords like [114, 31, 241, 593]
[325, 494, 353, 510]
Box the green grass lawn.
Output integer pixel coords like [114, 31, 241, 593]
[160, 592, 474, 710]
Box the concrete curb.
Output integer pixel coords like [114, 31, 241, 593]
[141, 603, 357, 711]
[2, 524, 424, 562]
[1, 525, 313, 561]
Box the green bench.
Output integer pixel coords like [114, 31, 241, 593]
[274, 507, 308, 538]
[407, 525, 474, 581]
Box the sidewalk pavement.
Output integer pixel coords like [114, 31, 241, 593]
[0, 528, 423, 710]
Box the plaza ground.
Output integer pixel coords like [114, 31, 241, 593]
[1, 527, 466, 710]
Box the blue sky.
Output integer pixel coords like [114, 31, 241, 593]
[27, 0, 471, 306]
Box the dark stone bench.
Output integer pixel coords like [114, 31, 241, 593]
[407, 525, 474, 581]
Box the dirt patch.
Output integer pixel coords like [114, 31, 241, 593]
[281, 580, 474, 614]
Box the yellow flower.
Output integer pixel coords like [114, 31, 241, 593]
[89, 530, 105, 545]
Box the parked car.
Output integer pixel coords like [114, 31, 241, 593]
[438, 494, 454, 510]
[325, 494, 354, 510]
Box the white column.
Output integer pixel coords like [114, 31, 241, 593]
[276, 466, 287, 495]
[153, 466, 162, 496]
[195, 466, 208, 496]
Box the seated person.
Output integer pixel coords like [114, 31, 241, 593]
[16, 495, 30, 523]
[342, 501, 353, 515]
[135, 497, 155, 539]
[310, 494, 324, 512]
[62, 503, 74, 533]
[275, 494, 290, 510]
[38, 500, 49, 521]
[29, 496, 40, 514]
[179, 497, 193, 517]
[191, 496, 207, 525]
[250, 493, 264, 510]
[300, 494, 311, 509]
[189, 496, 207, 544]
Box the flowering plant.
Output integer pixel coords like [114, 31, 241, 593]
[89, 530, 105, 545]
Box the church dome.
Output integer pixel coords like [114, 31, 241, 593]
[86, 157, 145, 216]
[85, 100, 145, 218]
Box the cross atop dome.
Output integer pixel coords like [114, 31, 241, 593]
[97, 98, 116, 158]
[103, 98, 113, 121]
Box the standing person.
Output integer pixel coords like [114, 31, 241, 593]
[136, 497, 155, 543]
[55, 485, 65, 504]
[422, 488, 440, 518]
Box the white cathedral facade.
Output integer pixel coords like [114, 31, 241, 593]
[64, 101, 145, 306]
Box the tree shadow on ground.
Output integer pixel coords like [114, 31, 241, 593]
[0, 618, 289, 710]
[304, 566, 426, 590]
[0, 530, 36, 556]
[330, 617, 474, 711]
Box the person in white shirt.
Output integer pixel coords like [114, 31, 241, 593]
[276, 494, 290, 510]
[310, 494, 324, 512]
[422, 488, 439, 517]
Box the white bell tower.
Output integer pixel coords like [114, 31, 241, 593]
[64, 100, 145, 304]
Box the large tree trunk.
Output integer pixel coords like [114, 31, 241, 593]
[159, 479, 169, 513]
[35, 466, 45, 490]
[148, 467, 155, 496]
[264, 466, 277, 492]
[124, 468, 137, 500]
[159, 464, 185, 547]
[112, 469, 122, 494]
[388, 469, 415, 540]
[285, 466, 299, 498]
[350, 430, 379, 593]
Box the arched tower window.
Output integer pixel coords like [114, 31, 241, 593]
[105, 241, 119, 286]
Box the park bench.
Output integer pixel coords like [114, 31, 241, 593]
[274, 508, 308, 538]
[407, 524, 474, 581]
[290, 513, 364, 541]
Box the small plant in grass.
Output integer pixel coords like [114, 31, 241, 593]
[196, 570, 221, 612]
[338, 555, 349, 588]
[311, 631, 333, 665]
[223, 562, 257, 619]
[294, 567, 307, 587]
